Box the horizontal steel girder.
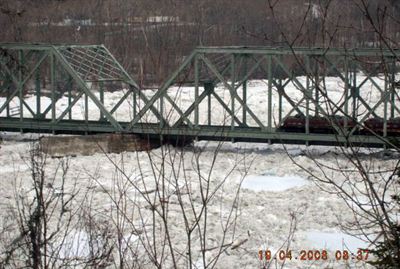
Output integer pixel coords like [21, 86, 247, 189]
[0, 118, 394, 148]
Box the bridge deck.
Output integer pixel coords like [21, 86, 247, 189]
[0, 117, 391, 148]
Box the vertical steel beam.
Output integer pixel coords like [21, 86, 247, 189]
[50, 51, 56, 133]
[100, 81, 104, 120]
[18, 50, 23, 129]
[6, 78, 10, 117]
[242, 56, 247, 125]
[384, 58, 388, 137]
[132, 86, 137, 119]
[85, 92, 88, 124]
[67, 76, 72, 120]
[35, 65, 41, 119]
[391, 57, 395, 119]
[231, 54, 235, 131]
[305, 55, 310, 135]
[344, 57, 349, 129]
[194, 54, 199, 127]
[279, 78, 283, 123]
[207, 83, 212, 126]
[352, 67, 358, 120]
[314, 56, 319, 117]
[160, 93, 164, 128]
[267, 55, 272, 132]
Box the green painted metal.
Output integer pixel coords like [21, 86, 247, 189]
[0, 44, 399, 148]
[242, 57, 247, 125]
[194, 54, 199, 127]
[267, 55, 272, 132]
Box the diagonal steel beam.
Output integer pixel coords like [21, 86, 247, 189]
[41, 90, 65, 117]
[163, 92, 194, 127]
[55, 91, 84, 123]
[0, 53, 45, 117]
[256, 62, 305, 118]
[231, 55, 267, 91]
[110, 89, 132, 115]
[211, 91, 244, 126]
[173, 87, 210, 127]
[52, 47, 123, 132]
[273, 56, 339, 126]
[276, 96, 307, 128]
[200, 54, 265, 128]
[0, 55, 19, 87]
[126, 51, 196, 128]
[130, 87, 168, 125]
[271, 78, 305, 117]
[357, 95, 379, 118]
[349, 90, 392, 135]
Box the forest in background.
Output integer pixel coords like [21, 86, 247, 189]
[1, 0, 400, 85]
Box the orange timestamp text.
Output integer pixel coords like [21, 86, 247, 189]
[258, 249, 370, 262]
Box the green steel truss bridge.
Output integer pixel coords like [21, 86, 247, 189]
[0, 43, 399, 147]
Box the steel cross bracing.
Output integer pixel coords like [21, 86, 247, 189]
[0, 44, 399, 148]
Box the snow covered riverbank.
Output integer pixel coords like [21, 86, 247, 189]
[1, 137, 395, 268]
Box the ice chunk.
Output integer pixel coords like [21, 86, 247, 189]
[242, 174, 308, 192]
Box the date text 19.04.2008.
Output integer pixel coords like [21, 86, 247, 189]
[258, 249, 370, 262]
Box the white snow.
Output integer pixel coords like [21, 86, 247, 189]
[242, 173, 308, 192]
[58, 230, 92, 259]
[305, 231, 369, 251]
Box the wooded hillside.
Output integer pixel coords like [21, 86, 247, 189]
[1, 0, 399, 85]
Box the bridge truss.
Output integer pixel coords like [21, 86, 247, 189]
[0, 44, 399, 147]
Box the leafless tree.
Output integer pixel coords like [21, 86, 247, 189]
[265, 1, 400, 268]
[0, 143, 114, 268]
